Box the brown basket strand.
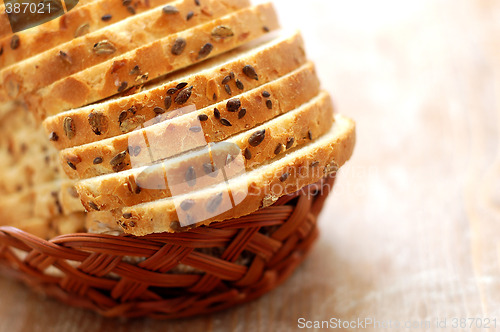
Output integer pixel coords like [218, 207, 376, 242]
[0, 176, 335, 319]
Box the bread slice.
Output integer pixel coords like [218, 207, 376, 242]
[21, 3, 279, 119]
[0, 0, 250, 96]
[0, 0, 176, 68]
[43, 31, 306, 150]
[0, 102, 67, 194]
[83, 114, 355, 236]
[75, 91, 334, 212]
[0, 179, 84, 221]
[60, 62, 320, 179]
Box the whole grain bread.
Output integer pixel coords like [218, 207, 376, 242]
[75, 91, 334, 211]
[0, 179, 84, 221]
[22, 3, 279, 119]
[0, 0, 175, 68]
[0, 102, 67, 194]
[43, 31, 306, 150]
[86, 114, 355, 236]
[0, 0, 250, 95]
[60, 62, 320, 179]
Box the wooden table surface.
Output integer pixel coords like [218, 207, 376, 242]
[1, 0, 499, 331]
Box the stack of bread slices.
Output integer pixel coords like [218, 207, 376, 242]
[0, 0, 355, 238]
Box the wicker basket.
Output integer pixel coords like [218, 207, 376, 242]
[0, 176, 335, 319]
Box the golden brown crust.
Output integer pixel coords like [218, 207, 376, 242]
[0, 0, 174, 67]
[86, 114, 355, 236]
[24, 3, 280, 119]
[43, 31, 306, 150]
[0, 0, 250, 94]
[76, 91, 334, 210]
[61, 62, 319, 179]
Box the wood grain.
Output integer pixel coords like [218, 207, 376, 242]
[0, 0, 499, 331]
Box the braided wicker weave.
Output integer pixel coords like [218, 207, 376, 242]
[0, 176, 334, 319]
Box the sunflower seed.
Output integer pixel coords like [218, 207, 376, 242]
[222, 75, 232, 85]
[238, 108, 246, 119]
[226, 98, 241, 112]
[175, 86, 193, 105]
[101, 14, 112, 21]
[49, 132, 59, 142]
[248, 129, 266, 147]
[185, 166, 196, 187]
[164, 95, 172, 109]
[176, 82, 188, 90]
[262, 91, 271, 98]
[123, 212, 132, 219]
[162, 5, 179, 14]
[279, 172, 290, 182]
[126, 5, 135, 14]
[171, 37, 187, 55]
[286, 137, 295, 150]
[266, 99, 273, 109]
[93, 157, 103, 164]
[224, 84, 232, 95]
[186, 11, 194, 20]
[197, 43, 213, 60]
[235, 79, 244, 90]
[67, 161, 77, 170]
[194, 0, 201, 5]
[88, 202, 100, 211]
[88, 111, 108, 135]
[154, 107, 165, 114]
[117, 81, 128, 92]
[214, 108, 221, 119]
[189, 126, 202, 133]
[110, 151, 127, 166]
[93, 40, 116, 55]
[10, 35, 19, 49]
[118, 111, 128, 123]
[198, 114, 209, 121]
[74, 23, 90, 38]
[129, 65, 140, 75]
[244, 148, 252, 160]
[59, 51, 72, 64]
[211, 25, 234, 39]
[206, 193, 223, 213]
[243, 65, 258, 80]
[274, 144, 283, 155]
[180, 199, 195, 211]
[167, 88, 178, 95]
[220, 118, 232, 126]
[63, 117, 75, 139]
[122, 0, 132, 6]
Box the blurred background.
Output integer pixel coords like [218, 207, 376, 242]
[1, 0, 499, 331]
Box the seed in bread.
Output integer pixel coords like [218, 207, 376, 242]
[43, 31, 307, 150]
[60, 62, 320, 179]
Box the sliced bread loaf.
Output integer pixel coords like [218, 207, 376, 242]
[0, 0, 175, 68]
[75, 91, 334, 211]
[60, 62, 320, 179]
[43, 31, 306, 150]
[84, 114, 355, 236]
[22, 3, 279, 118]
[0, 0, 250, 95]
